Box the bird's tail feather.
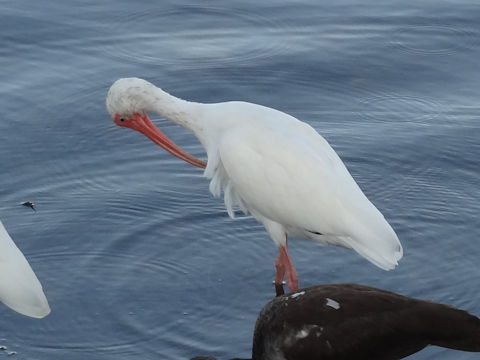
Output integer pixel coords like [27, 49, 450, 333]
[422, 303, 480, 352]
[304, 231, 402, 270]
[305, 211, 403, 270]
[340, 199, 403, 270]
[343, 235, 402, 270]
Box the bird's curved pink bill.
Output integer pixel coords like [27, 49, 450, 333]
[114, 113, 207, 169]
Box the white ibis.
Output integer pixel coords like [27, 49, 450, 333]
[192, 284, 480, 360]
[0, 220, 50, 318]
[106, 77, 403, 291]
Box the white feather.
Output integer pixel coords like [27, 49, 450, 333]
[207, 101, 402, 267]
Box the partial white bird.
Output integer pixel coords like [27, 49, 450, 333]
[106, 77, 403, 291]
[0, 220, 50, 318]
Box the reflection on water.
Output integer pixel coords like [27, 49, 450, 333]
[0, 0, 479, 359]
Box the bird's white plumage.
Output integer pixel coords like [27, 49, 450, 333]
[106, 78, 403, 271]
[202, 101, 402, 269]
[0, 220, 50, 318]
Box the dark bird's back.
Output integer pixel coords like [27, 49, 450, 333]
[252, 284, 480, 360]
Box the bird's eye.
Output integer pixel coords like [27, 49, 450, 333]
[119, 118, 125, 122]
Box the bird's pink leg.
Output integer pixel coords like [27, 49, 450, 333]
[275, 253, 286, 285]
[275, 236, 299, 292]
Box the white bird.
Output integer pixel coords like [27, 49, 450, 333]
[106, 77, 403, 291]
[0, 220, 50, 318]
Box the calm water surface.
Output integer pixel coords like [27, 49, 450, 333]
[0, 0, 479, 359]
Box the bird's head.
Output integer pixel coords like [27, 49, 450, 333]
[106, 78, 206, 168]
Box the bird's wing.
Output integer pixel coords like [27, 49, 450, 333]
[216, 118, 402, 269]
[0, 220, 50, 318]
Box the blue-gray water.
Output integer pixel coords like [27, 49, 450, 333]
[1, 0, 479, 359]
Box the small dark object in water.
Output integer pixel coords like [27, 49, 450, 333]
[21, 201, 36, 211]
[192, 283, 480, 360]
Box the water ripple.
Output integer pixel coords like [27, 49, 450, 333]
[103, 5, 292, 68]
[391, 24, 479, 55]
[22, 222, 269, 357]
[357, 93, 443, 125]
[22, 250, 193, 353]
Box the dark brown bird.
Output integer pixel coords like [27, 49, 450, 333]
[192, 284, 480, 360]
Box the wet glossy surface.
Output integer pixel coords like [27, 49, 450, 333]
[0, 0, 479, 359]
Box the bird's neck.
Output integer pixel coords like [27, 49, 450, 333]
[150, 87, 204, 137]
